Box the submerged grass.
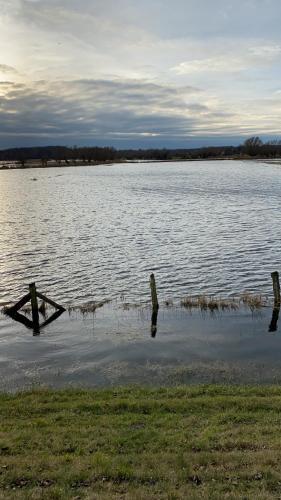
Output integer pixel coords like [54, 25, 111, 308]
[1, 293, 268, 319]
[1, 386, 281, 498]
[67, 300, 111, 315]
[180, 294, 267, 312]
[240, 292, 267, 310]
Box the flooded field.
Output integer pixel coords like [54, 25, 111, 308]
[1, 160, 281, 305]
[1, 160, 281, 389]
[1, 300, 281, 391]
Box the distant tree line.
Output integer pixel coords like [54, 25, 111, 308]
[0, 146, 117, 164]
[1, 138, 281, 164]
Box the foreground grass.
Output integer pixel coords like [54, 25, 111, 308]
[1, 386, 281, 499]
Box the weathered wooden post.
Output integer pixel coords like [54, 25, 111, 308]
[271, 271, 281, 307]
[150, 273, 159, 313]
[29, 282, 40, 333]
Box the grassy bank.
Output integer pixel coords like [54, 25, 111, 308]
[1, 386, 281, 499]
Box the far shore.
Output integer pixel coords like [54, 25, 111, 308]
[0, 159, 122, 170]
[1, 156, 281, 170]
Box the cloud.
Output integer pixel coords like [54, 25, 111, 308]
[0, 78, 227, 147]
[0, 64, 18, 74]
[2, 1, 281, 147]
[2, 75, 280, 148]
[18, 0, 281, 41]
[172, 44, 281, 75]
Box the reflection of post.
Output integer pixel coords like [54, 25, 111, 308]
[269, 307, 280, 333]
[151, 310, 158, 338]
[29, 282, 40, 334]
[150, 273, 159, 338]
[271, 271, 281, 307]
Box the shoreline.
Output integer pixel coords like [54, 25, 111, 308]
[1, 156, 281, 170]
[0, 159, 122, 171]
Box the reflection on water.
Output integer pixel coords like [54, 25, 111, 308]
[3, 285, 65, 335]
[2, 302, 281, 390]
[4, 308, 64, 335]
[0, 160, 281, 306]
[268, 306, 280, 333]
[151, 309, 158, 337]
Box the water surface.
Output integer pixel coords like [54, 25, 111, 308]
[1, 303, 281, 391]
[2, 160, 281, 389]
[1, 160, 280, 305]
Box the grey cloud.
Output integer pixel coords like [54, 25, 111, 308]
[187, 103, 209, 112]
[0, 78, 214, 146]
[1, 77, 277, 149]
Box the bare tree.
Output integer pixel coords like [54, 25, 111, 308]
[243, 137, 263, 156]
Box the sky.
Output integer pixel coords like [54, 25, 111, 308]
[1, 0, 281, 149]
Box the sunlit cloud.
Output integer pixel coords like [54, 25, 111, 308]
[0, 64, 18, 74]
[1, 0, 281, 147]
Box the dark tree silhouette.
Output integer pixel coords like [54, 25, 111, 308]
[1, 138, 281, 165]
[243, 137, 263, 156]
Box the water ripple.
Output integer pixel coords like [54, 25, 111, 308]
[0, 160, 281, 305]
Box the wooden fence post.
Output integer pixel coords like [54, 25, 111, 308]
[29, 282, 40, 333]
[271, 271, 281, 307]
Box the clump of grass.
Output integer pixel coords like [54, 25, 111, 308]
[181, 295, 221, 311]
[180, 296, 199, 309]
[240, 293, 267, 310]
[207, 298, 219, 312]
[68, 299, 111, 315]
[180, 294, 265, 311]
[198, 295, 209, 310]
[219, 298, 239, 311]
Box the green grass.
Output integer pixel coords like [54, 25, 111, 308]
[1, 386, 281, 499]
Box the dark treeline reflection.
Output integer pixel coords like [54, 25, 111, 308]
[2, 137, 281, 163]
